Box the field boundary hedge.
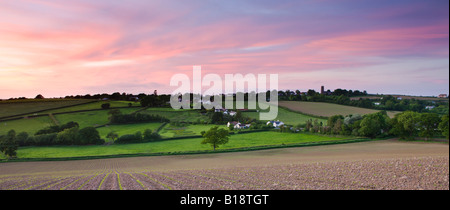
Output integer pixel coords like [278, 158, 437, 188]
[0, 137, 380, 162]
[0, 102, 142, 123]
[0, 100, 98, 121]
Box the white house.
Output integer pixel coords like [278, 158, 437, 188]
[267, 120, 284, 128]
[227, 121, 240, 129]
[227, 121, 251, 129]
[227, 111, 237, 116]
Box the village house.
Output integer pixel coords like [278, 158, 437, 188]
[266, 120, 285, 128]
[425, 106, 435, 110]
[227, 121, 251, 129]
[216, 109, 237, 116]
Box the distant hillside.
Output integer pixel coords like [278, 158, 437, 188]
[350, 95, 448, 101]
[279, 101, 400, 118]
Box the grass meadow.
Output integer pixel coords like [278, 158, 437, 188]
[243, 107, 327, 126]
[16, 131, 350, 159]
[159, 123, 228, 138]
[0, 99, 94, 118]
[54, 107, 141, 128]
[0, 116, 54, 135]
[140, 108, 210, 123]
[278, 101, 400, 118]
[1, 99, 368, 161]
[97, 122, 163, 140]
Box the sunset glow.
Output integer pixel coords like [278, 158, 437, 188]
[0, 0, 448, 98]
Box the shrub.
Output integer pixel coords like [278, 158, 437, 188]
[115, 134, 137, 144]
[30, 133, 58, 146]
[143, 129, 153, 139]
[56, 127, 79, 145]
[16, 132, 29, 146]
[101, 103, 111, 109]
[35, 125, 61, 135]
[134, 131, 143, 141]
[78, 127, 104, 145]
[35, 121, 79, 135]
[109, 112, 169, 124]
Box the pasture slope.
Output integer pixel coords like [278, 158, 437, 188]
[0, 140, 448, 190]
[278, 101, 400, 118]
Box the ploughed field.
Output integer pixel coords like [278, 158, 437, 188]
[1, 140, 448, 190]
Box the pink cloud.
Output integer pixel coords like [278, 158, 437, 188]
[0, 1, 448, 98]
[304, 24, 449, 57]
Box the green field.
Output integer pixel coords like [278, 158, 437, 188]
[54, 107, 141, 128]
[1, 99, 371, 161]
[38, 100, 141, 114]
[97, 122, 164, 140]
[141, 108, 209, 122]
[0, 116, 54, 135]
[16, 131, 350, 159]
[0, 99, 95, 118]
[279, 101, 400, 118]
[160, 123, 227, 138]
[243, 107, 326, 126]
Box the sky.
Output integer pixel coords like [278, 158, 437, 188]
[0, 0, 448, 99]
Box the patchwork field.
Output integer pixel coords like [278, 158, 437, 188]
[278, 101, 400, 118]
[244, 108, 327, 126]
[14, 131, 349, 159]
[1, 140, 448, 190]
[54, 107, 141, 128]
[0, 99, 95, 118]
[140, 108, 210, 123]
[159, 124, 227, 138]
[0, 116, 54, 136]
[97, 122, 164, 140]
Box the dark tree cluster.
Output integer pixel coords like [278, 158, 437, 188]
[108, 110, 169, 124]
[1, 123, 104, 149]
[300, 111, 449, 140]
[114, 129, 161, 144]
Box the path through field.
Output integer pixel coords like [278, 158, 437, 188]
[0, 140, 448, 190]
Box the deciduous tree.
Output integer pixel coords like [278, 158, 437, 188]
[201, 126, 230, 151]
[418, 113, 441, 140]
[0, 130, 18, 158]
[439, 115, 449, 139]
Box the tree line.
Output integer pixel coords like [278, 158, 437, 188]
[288, 111, 449, 140]
[278, 88, 448, 113]
[0, 122, 105, 158]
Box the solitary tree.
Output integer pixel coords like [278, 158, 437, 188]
[35, 94, 44, 99]
[201, 126, 230, 151]
[0, 130, 18, 158]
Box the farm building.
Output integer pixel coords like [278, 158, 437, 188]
[227, 121, 251, 129]
[267, 120, 285, 128]
[216, 109, 237, 116]
[425, 106, 435, 110]
[438, 94, 447, 98]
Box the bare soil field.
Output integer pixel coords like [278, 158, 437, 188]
[0, 140, 448, 190]
[278, 101, 400, 118]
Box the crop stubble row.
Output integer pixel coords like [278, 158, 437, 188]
[1, 156, 448, 190]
